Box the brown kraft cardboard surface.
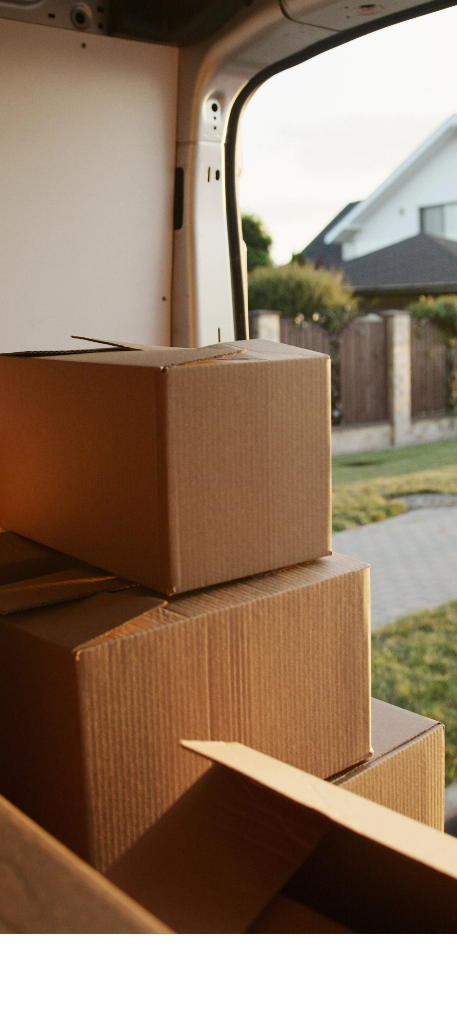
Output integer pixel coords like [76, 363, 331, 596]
[0, 791, 170, 933]
[0, 548, 371, 872]
[107, 740, 457, 934]
[330, 698, 445, 830]
[0, 340, 331, 594]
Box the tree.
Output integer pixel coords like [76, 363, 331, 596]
[241, 214, 272, 272]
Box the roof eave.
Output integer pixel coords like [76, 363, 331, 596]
[324, 114, 457, 245]
[352, 281, 457, 293]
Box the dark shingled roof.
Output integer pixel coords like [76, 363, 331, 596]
[343, 232, 457, 293]
[301, 203, 359, 270]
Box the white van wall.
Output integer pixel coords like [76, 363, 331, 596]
[0, 20, 178, 351]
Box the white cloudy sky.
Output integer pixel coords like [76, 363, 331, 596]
[239, 5, 457, 264]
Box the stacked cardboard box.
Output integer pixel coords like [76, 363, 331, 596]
[0, 341, 333, 592]
[0, 338, 446, 929]
[0, 535, 371, 871]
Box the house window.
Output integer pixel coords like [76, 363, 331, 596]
[420, 202, 457, 240]
[421, 204, 444, 236]
[444, 203, 457, 240]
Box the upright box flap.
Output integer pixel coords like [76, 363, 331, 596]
[182, 740, 455, 874]
[107, 758, 329, 933]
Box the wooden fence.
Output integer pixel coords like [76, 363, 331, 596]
[340, 317, 388, 425]
[280, 318, 329, 356]
[411, 321, 447, 417]
[280, 315, 457, 426]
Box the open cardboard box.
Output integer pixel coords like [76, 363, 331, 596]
[0, 340, 331, 594]
[107, 740, 457, 934]
[0, 531, 371, 871]
[0, 791, 170, 934]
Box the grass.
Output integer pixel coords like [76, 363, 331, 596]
[333, 439, 457, 485]
[372, 603, 457, 784]
[332, 440, 457, 531]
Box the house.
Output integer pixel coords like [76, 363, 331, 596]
[301, 116, 457, 301]
[298, 202, 359, 272]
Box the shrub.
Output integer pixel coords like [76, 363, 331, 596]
[248, 261, 357, 336]
[408, 294, 457, 335]
[241, 215, 272, 273]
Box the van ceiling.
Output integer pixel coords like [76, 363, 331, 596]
[108, 0, 249, 45]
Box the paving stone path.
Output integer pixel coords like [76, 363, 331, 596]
[332, 505, 457, 630]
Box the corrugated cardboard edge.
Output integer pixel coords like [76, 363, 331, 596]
[181, 741, 457, 879]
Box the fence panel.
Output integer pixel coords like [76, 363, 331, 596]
[340, 317, 388, 424]
[411, 322, 447, 417]
[280, 318, 329, 355]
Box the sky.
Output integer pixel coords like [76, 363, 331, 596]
[239, 5, 457, 265]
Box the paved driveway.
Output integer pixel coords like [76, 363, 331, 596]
[332, 506, 457, 630]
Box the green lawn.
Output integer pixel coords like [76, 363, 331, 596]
[333, 439, 457, 486]
[372, 603, 457, 784]
[332, 440, 457, 531]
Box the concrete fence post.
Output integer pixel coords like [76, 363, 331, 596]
[383, 311, 412, 447]
[248, 310, 281, 342]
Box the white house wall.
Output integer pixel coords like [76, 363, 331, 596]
[0, 20, 178, 352]
[342, 132, 457, 261]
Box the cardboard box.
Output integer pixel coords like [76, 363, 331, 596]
[107, 740, 457, 934]
[330, 698, 445, 830]
[0, 540, 371, 872]
[0, 790, 170, 933]
[0, 340, 331, 594]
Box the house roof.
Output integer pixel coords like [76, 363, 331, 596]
[343, 232, 457, 292]
[325, 115, 457, 246]
[301, 202, 359, 269]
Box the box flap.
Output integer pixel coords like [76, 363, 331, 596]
[233, 338, 328, 361]
[0, 567, 132, 615]
[1, 339, 327, 369]
[3, 587, 166, 651]
[109, 738, 457, 932]
[33, 344, 246, 369]
[0, 791, 171, 934]
[181, 740, 457, 879]
[107, 759, 329, 933]
[0, 530, 133, 614]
